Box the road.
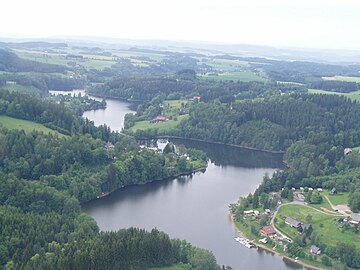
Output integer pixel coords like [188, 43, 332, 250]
[270, 200, 344, 240]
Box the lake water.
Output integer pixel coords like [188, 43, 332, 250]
[54, 90, 301, 269]
[49, 89, 134, 132]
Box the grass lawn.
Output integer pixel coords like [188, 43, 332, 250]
[200, 71, 268, 82]
[0, 115, 66, 137]
[130, 115, 189, 132]
[323, 190, 349, 206]
[149, 264, 186, 270]
[322, 76, 360, 83]
[306, 196, 333, 212]
[309, 89, 360, 102]
[164, 100, 188, 110]
[275, 204, 360, 247]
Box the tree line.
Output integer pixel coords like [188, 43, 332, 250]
[0, 90, 217, 269]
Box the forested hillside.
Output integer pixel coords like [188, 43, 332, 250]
[158, 94, 360, 151]
[0, 91, 217, 269]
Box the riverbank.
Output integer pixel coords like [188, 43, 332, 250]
[229, 213, 325, 270]
[85, 91, 143, 103]
[82, 165, 207, 204]
[157, 136, 286, 154]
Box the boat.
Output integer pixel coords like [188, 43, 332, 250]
[234, 237, 255, 248]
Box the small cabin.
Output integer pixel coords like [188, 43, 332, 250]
[344, 148, 353, 156]
[310, 245, 321, 255]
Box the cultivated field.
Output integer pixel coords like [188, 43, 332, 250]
[322, 76, 360, 83]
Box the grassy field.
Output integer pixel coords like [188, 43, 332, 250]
[306, 195, 333, 212]
[275, 204, 359, 247]
[0, 115, 66, 137]
[205, 58, 249, 71]
[14, 49, 116, 70]
[323, 191, 349, 206]
[309, 89, 360, 102]
[322, 76, 360, 83]
[130, 114, 189, 132]
[200, 71, 268, 82]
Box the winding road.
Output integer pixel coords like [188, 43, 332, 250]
[270, 200, 344, 240]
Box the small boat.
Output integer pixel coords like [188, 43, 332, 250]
[234, 237, 255, 248]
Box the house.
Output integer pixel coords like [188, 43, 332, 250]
[317, 188, 323, 192]
[155, 116, 167, 122]
[285, 217, 302, 228]
[291, 187, 296, 191]
[308, 187, 313, 191]
[310, 245, 321, 255]
[104, 142, 115, 149]
[151, 116, 168, 123]
[344, 148, 353, 156]
[243, 210, 254, 215]
[330, 187, 337, 194]
[265, 209, 271, 215]
[260, 226, 277, 237]
[300, 187, 304, 191]
[349, 213, 360, 225]
[254, 210, 260, 217]
[193, 96, 201, 101]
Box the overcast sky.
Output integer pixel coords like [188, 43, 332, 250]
[1, 0, 360, 50]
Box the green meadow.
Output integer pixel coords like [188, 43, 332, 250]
[0, 115, 66, 137]
[130, 114, 189, 132]
[322, 76, 360, 83]
[309, 89, 360, 102]
[200, 71, 268, 82]
[275, 204, 358, 247]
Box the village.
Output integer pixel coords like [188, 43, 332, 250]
[233, 184, 358, 268]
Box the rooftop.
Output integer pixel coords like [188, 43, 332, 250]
[261, 225, 276, 235]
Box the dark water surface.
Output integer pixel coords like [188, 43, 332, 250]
[55, 92, 301, 269]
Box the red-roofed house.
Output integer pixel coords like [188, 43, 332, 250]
[260, 226, 277, 237]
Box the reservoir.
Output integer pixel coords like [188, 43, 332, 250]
[56, 90, 301, 269]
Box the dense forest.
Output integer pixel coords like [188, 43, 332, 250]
[128, 94, 360, 152]
[0, 90, 217, 269]
[227, 95, 360, 267]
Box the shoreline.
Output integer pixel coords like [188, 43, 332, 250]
[156, 136, 286, 154]
[82, 166, 207, 204]
[228, 213, 324, 270]
[85, 91, 143, 103]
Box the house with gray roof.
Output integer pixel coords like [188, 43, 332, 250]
[285, 217, 302, 228]
[310, 245, 321, 255]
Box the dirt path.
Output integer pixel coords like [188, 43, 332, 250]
[324, 195, 336, 210]
[271, 201, 344, 240]
[323, 195, 350, 216]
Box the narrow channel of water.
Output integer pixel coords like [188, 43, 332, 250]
[49, 89, 134, 132]
[54, 90, 302, 269]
